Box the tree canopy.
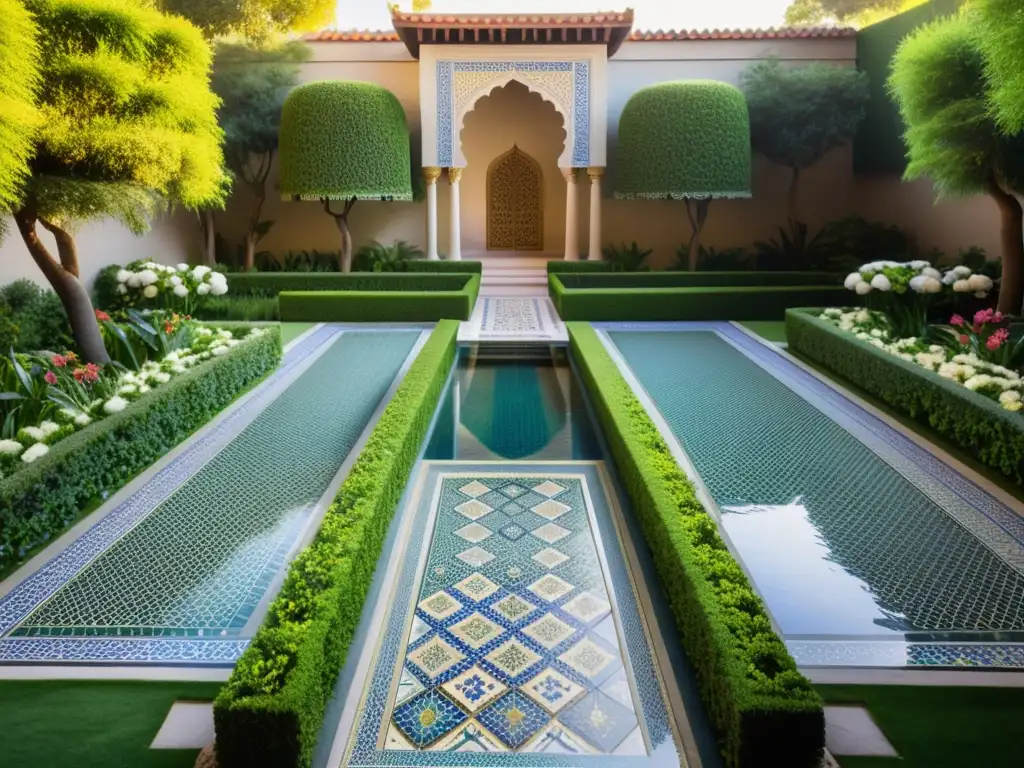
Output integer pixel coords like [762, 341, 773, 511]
[976, 0, 1024, 135]
[157, 0, 335, 41]
[785, 0, 922, 26]
[0, 0, 39, 220]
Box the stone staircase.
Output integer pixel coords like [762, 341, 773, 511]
[472, 252, 557, 297]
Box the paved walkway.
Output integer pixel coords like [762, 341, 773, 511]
[459, 297, 568, 343]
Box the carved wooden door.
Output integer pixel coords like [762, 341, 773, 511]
[487, 146, 543, 250]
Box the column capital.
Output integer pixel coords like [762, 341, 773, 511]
[562, 167, 578, 184]
[422, 166, 442, 185]
[587, 167, 605, 181]
[447, 167, 463, 184]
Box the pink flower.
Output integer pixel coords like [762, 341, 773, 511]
[974, 308, 995, 326]
[987, 328, 1010, 351]
[993, 311, 1005, 323]
[950, 315, 965, 327]
[959, 334, 970, 345]
[94, 309, 111, 322]
[44, 371, 57, 385]
[83, 363, 100, 383]
[51, 354, 67, 368]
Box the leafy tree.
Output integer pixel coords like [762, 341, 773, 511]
[889, 11, 1024, 314]
[412, 0, 432, 10]
[157, 0, 335, 41]
[0, 0, 40, 230]
[976, 0, 1024, 134]
[614, 80, 751, 271]
[212, 41, 309, 272]
[10, 0, 226, 363]
[785, 0, 923, 26]
[279, 81, 413, 273]
[741, 58, 869, 222]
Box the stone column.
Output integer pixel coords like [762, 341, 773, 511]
[447, 167, 463, 261]
[563, 168, 579, 261]
[422, 166, 441, 260]
[587, 167, 604, 261]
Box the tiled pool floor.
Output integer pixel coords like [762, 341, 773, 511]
[327, 462, 690, 767]
[0, 328, 422, 664]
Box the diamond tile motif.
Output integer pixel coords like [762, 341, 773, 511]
[523, 722, 595, 754]
[532, 547, 570, 570]
[441, 667, 507, 713]
[453, 522, 493, 543]
[531, 499, 571, 521]
[477, 691, 548, 749]
[499, 524, 528, 541]
[532, 522, 570, 544]
[408, 635, 465, 679]
[560, 690, 638, 753]
[522, 667, 587, 715]
[501, 501, 526, 516]
[492, 594, 538, 624]
[456, 546, 495, 568]
[527, 574, 574, 603]
[396, 668, 426, 706]
[533, 481, 567, 498]
[562, 591, 612, 625]
[418, 591, 462, 622]
[455, 499, 493, 521]
[521, 613, 576, 650]
[453, 573, 500, 602]
[458, 481, 491, 498]
[392, 689, 466, 748]
[450, 613, 504, 650]
[430, 720, 506, 752]
[560, 639, 616, 681]
[485, 639, 542, 680]
[498, 483, 529, 499]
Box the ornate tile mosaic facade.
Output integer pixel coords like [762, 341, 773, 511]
[344, 466, 682, 766]
[459, 297, 567, 343]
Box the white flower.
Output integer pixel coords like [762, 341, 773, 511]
[870, 274, 892, 291]
[923, 277, 942, 293]
[954, 266, 972, 277]
[1000, 390, 1022, 404]
[138, 384, 151, 394]
[196, 283, 211, 296]
[177, 263, 189, 271]
[196, 327, 213, 336]
[217, 329, 233, 339]
[153, 372, 171, 383]
[169, 275, 182, 287]
[137, 269, 158, 286]
[118, 384, 137, 395]
[127, 274, 142, 288]
[844, 273, 862, 290]
[21, 442, 49, 463]
[964, 375, 993, 391]
[870, 329, 884, 338]
[116, 283, 128, 295]
[20, 426, 45, 442]
[212, 346, 229, 356]
[0, 439, 23, 455]
[191, 265, 212, 280]
[173, 284, 189, 298]
[170, 364, 186, 374]
[103, 396, 129, 414]
[909, 275, 927, 293]
[74, 413, 91, 427]
[953, 279, 972, 293]
[116, 269, 131, 283]
[143, 285, 158, 299]
[855, 281, 872, 295]
[39, 421, 60, 437]
[909, 260, 930, 270]
[210, 281, 228, 296]
[922, 267, 942, 280]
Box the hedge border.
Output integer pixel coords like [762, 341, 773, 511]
[0, 326, 282, 572]
[787, 308, 1024, 484]
[278, 275, 479, 322]
[550, 273, 849, 321]
[546, 260, 617, 274]
[214, 320, 459, 768]
[227, 270, 480, 298]
[568, 322, 823, 767]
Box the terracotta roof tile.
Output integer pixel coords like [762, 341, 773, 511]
[304, 26, 856, 43]
[388, 10, 634, 26]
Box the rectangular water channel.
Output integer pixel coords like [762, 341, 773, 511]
[603, 323, 1024, 668]
[0, 329, 421, 663]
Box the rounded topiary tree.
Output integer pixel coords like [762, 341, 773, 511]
[279, 81, 412, 272]
[615, 80, 751, 271]
[0, 0, 39, 225]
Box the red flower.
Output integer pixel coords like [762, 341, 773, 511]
[44, 371, 57, 385]
[987, 328, 1010, 351]
[51, 354, 68, 368]
[950, 314, 965, 327]
[72, 367, 85, 382]
[83, 363, 100, 383]
[959, 335, 970, 345]
[94, 309, 111, 322]
[164, 322, 174, 334]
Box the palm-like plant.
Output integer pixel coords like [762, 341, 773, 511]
[600, 242, 653, 272]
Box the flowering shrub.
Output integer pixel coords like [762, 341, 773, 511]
[113, 261, 228, 314]
[937, 309, 1024, 369]
[819, 308, 1023, 412]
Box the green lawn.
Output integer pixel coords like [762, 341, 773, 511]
[818, 685, 1024, 767]
[738, 320, 787, 342]
[280, 321, 315, 346]
[0, 680, 222, 768]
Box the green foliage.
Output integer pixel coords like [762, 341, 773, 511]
[546, 260, 617, 274]
[614, 80, 752, 200]
[821, 216, 917, 266]
[599, 241, 652, 272]
[278, 276, 480, 322]
[214, 321, 458, 768]
[549, 274, 848, 321]
[0, 328, 280, 570]
[227, 272, 473, 297]
[568, 323, 823, 767]
[194, 297, 279, 322]
[157, 0, 335, 41]
[785, 0, 921, 25]
[279, 81, 413, 201]
[0, 0, 39, 219]
[754, 221, 845, 271]
[788, 308, 1024, 483]
[0, 281, 71, 352]
[556, 272, 843, 289]
[976, 0, 1024, 135]
[678, 245, 753, 272]
[741, 58, 869, 172]
[352, 240, 425, 272]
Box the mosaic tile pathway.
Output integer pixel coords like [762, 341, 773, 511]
[602, 321, 1024, 668]
[340, 465, 684, 766]
[459, 298, 567, 343]
[0, 329, 420, 663]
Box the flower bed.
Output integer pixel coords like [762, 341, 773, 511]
[0, 323, 281, 571]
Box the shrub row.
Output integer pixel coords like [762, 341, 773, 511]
[0, 326, 282, 572]
[278, 275, 480, 322]
[569, 322, 823, 767]
[554, 271, 842, 289]
[550, 273, 848, 321]
[404, 260, 482, 274]
[195, 296, 281, 322]
[546, 260, 617, 274]
[227, 270, 478, 298]
[214, 320, 459, 768]
[787, 308, 1024, 484]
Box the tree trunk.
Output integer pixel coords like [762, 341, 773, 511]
[325, 197, 357, 273]
[244, 235, 257, 274]
[788, 166, 801, 224]
[684, 199, 711, 272]
[201, 209, 216, 267]
[243, 158, 270, 273]
[986, 175, 1024, 315]
[14, 209, 111, 363]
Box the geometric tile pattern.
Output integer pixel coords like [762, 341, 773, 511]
[7, 331, 420, 642]
[459, 298, 568, 343]
[383, 475, 643, 754]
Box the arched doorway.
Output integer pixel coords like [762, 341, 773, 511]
[486, 145, 544, 250]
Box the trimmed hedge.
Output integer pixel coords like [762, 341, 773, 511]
[404, 260, 482, 274]
[0, 327, 282, 572]
[549, 273, 848, 320]
[546, 260, 617, 274]
[195, 296, 280, 322]
[279, 275, 480, 322]
[569, 322, 823, 767]
[787, 308, 1024, 484]
[214, 320, 459, 768]
[554, 271, 842, 288]
[227, 271, 475, 298]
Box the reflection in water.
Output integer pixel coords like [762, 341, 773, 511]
[720, 499, 911, 637]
